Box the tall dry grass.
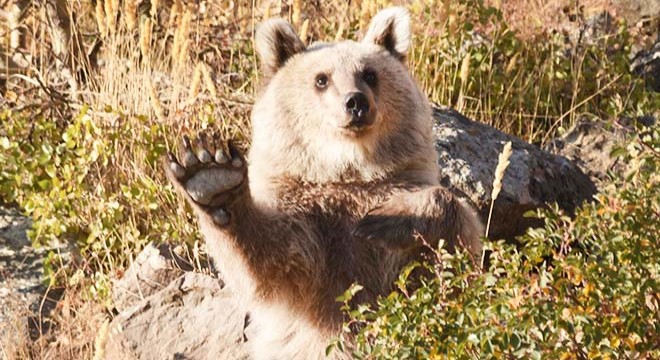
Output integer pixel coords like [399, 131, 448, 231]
[1, 281, 105, 360]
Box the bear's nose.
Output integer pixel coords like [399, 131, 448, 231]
[344, 92, 370, 121]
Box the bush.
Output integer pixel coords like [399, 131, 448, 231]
[0, 106, 200, 293]
[337, 123, 659, 359]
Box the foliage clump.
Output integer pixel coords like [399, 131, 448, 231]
[338, 125, 659, 359]
[0, 107, 197, 291]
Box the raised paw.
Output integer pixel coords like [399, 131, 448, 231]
[164, 133, 247, 225]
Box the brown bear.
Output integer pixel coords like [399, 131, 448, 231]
[164, 7, 483, 360]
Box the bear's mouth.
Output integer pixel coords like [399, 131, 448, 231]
[340, 115, 375, 137]
[341, 123, 373, 137]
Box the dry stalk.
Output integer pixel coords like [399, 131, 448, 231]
[172, 10, 191, 69]
[485, 141, 512, 238]
[299, 19, 309, 44]
[168, 0, 183, 30]
[334, 22, 345, 42]
[7, 0, 29, 51]
[95, 0, 106, 37]
[104, 0, 118, 35]
[188, 62, 203, 101]
[200, 63, 217, 98]
[92, 319, 110, 360]
[150, 0, 160, 18]
[263, 0, 272, 20]
[123, 0, 138, 31]
[148, 80, 166, 121]
[292, 0, 302, 26]
[139, 18, 153, 60]
[457, 52, 471, 112]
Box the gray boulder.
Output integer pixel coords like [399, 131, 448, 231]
[112, 242, 194, 312]
[433, 106, 597, 240]
[545, 115, 656, 181]
[632, 40, 660, 92]
[106, 271, 249, 360]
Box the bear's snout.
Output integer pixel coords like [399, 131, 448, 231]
[344, 92, 373, 128]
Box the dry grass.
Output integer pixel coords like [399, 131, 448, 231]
[1, 284, 105, 360]
[485, 0, 616, 38]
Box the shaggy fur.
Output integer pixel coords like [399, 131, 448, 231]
[164, 7, 483, 360]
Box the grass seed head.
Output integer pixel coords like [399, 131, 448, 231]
[491, 141, 513, 201]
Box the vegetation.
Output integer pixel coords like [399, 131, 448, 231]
[0, 0, 658, 358]
[335, 127, 659, 359]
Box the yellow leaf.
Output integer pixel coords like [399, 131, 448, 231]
[611, 337, 620, 348]
[560, 352, 575, 360]
[5, 90, 17, 102]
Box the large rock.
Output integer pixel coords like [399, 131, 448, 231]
[545, 117, 628, 182]
[611, 0, 660, 26]
[112, 242, 194, 312]
[632, 40, 660, 92]
[433, 106, 597, 240]
[106, 271, 249, 360]
[545, 115, 656, 181]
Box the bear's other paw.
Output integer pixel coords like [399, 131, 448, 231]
[164, 134, 247, 226]
[354, 188, 484, 259]
[353, 203, 420, 252]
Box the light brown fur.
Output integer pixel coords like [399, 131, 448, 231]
[164, 8, 483, 359]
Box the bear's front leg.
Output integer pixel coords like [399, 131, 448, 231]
[163, 135, 321, 298]
[354, 186, 484, 261]
[163, 134, 247, 226]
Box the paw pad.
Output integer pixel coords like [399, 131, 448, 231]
[165, 134, 247, 224]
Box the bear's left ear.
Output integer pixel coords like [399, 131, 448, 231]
[255, 19, 306, 78]
[362, 7, 411, 61]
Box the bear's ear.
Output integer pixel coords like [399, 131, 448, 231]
[362, 7, 410, 61]
[255, 19, 305, 78]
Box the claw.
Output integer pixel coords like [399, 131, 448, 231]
[196, 133, 207, 145]
[214, 149, 229, 164]
[198, 149, 212, 163]
[167, 152, 178, 162]
[227, 141, 243, 168]
[169, 161, 186, 179]
[183, 135, 193, 149]
[212, 208, 230, 226]
[182, 148, 199, 167]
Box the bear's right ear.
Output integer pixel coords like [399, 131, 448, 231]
[255, 19, 305, 78]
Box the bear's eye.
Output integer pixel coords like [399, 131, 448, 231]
[363, 69, 378, 87]
[315, 74, 329, 89]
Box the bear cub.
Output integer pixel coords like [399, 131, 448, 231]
[165, 7, 483, 360]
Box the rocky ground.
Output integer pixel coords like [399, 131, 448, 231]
[0, 206, 38, 325]
[0, 205, 67, 340]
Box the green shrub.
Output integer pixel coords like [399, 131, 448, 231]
[337, 123, 659, 359]
[0, 107, 200, 292]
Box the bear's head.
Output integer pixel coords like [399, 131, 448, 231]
[249, 7, 438, 187]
